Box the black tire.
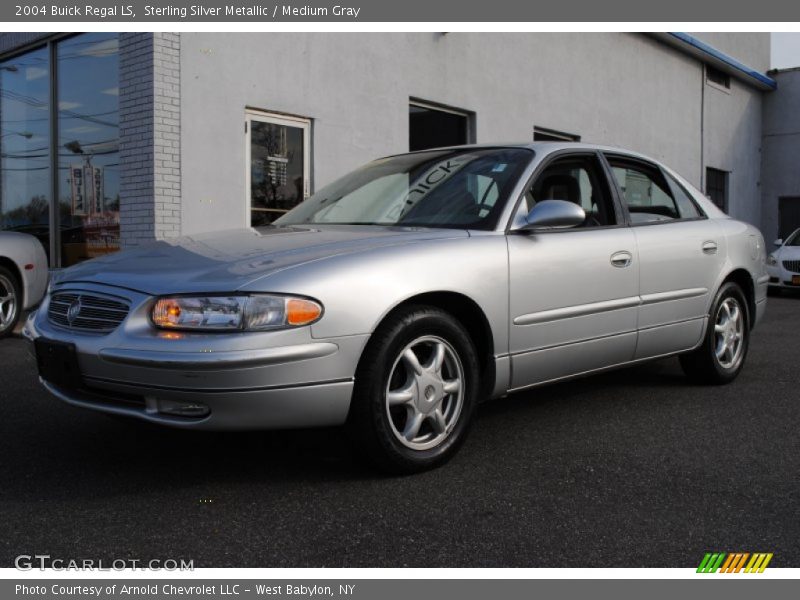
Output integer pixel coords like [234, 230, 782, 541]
[0, 266, 21, 339]
[679, 282, 750, 385]
[347, 305, 480, 474]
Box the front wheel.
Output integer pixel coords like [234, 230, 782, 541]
[0, 266, 21, 339]
[679, 282, 749, 384]
[348, 306, 480, 474]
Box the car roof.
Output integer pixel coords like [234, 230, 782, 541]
[386, 141, 660, 163]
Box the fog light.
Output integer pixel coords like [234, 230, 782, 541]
[156, 399, 210, 418]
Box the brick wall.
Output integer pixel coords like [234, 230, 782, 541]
[119, 32, 181, 247]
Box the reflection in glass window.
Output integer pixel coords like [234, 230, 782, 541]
[665, 173, 702, 219]
[57, 33, 120, 267]
[0, 46, 51, 260]
[277, 148, 532, 230]
[249, 115, 309, 226]
[610, 164, 680, 223]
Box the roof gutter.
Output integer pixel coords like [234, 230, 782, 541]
[648, 32, 777, 91]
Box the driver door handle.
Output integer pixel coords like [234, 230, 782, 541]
[610, 250, 633, 268]
[702, 240, 718, 255]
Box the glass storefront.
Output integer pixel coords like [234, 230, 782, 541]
[0, 46, 51, 257]
[0, 33, 119, 267]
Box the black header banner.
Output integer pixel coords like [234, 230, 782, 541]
[3, 0, 800, 22]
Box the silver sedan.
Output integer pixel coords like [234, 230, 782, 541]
[25, 143, 768, 472]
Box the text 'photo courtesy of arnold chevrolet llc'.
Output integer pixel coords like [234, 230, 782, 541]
[1, 30, 799, 571]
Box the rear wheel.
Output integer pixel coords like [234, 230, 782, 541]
[348, 306, 480, 474]
[0, 266, 21, 339]
[679, 282, 749, 384]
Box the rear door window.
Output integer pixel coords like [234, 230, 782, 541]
[606, 157, 680, 224]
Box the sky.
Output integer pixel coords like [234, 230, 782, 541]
[771, 32, 800, 69]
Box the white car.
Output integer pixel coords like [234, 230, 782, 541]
[0, 232, 49, 338]
[767, 228, 800, 293]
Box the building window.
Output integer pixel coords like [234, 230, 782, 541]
[246, 110, 310, 227]
[409, 100, 472, 152]
[706, 65, 731, 90]
[0, 33, 119, 268]
[533, 126, 580, 142]
[705, 167, 728, 211]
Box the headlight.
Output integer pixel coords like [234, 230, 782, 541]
[767, 254, 777, 266]
[151, 295, 322, 332]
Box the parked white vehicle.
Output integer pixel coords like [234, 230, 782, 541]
[0, 232, 49, 338]
[767, 228, 800, 292]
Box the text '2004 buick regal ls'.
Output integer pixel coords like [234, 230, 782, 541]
[25, 143, 768, 473]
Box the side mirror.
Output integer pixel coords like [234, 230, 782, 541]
[774, 239, 783, 247]
[521, 200, 585, 230]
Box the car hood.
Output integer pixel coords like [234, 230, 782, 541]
[55, 225, 468, 295]
[778, 246, 800, 261]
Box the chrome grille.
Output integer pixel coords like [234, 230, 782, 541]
[48, 292, 130, 333]
[783, 260, 800, 274]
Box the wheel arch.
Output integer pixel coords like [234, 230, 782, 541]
[364, 291, 497, 398]
[0, 255, 23, 292]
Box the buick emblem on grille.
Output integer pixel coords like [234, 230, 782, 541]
[66, 296, 82, 325]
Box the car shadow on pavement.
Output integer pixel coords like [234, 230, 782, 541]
[1, 334, 691, 504]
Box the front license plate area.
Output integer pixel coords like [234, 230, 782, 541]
[792, 275, 800, 286]
[34, 338, 83, 389]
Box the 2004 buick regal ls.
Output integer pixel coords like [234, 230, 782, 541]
[25, 143, 768, 473]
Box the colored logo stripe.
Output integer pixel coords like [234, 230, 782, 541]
[745, 553, 773, 573]
[697, 552, 773, 573]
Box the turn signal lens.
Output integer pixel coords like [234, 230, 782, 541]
[152, 298, 183, 328]
[286, 298, 323, 326]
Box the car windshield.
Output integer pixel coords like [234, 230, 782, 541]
[786, 230, 800, 246]
[274, 148, 533, 230]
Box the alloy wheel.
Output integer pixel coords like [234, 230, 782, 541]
[714, 297, 745, 370]
[0, 274, 17, 333]
[385, 335, 465, 451]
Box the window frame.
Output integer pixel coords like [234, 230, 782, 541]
[408, 98, 475, 152]
[705, 64, 732, 93]
[532, 126, 581, 142]
[705, 166, 729, 212]
[602, 153, 708, 228]
[505, 150, 627, 234]
[244, 108, 311, 228]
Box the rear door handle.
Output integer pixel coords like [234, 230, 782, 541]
[610, 250, 633, 268]
[702, 240, 718, 255]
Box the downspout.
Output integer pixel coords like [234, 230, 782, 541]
[700, 65, 705, 193]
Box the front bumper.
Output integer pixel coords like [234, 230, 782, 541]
[25, 283, 367, 430]
[766, 263, 800, 288]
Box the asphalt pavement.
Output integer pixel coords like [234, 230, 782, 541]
[1, 295, 798, 568]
